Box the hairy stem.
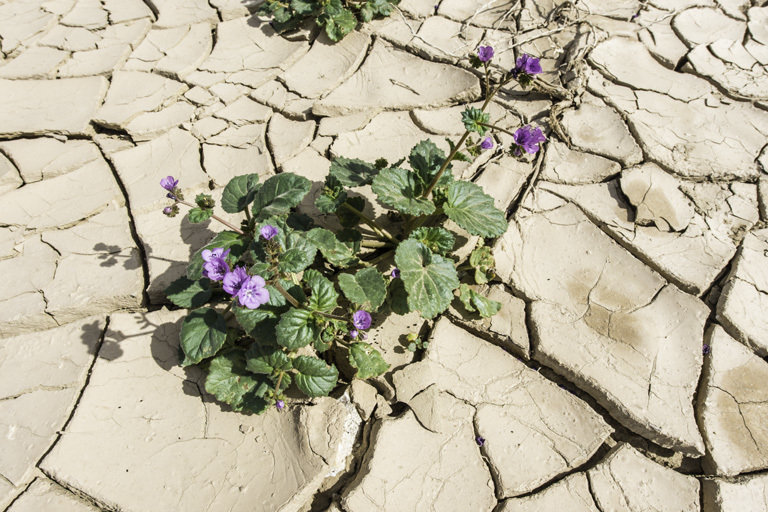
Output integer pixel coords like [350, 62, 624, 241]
[177, 200, 246, 235]
[272, 280, 300, 308]
[341, 202, 399, 245]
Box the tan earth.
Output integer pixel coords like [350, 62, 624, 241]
[2, 0, 768, 510]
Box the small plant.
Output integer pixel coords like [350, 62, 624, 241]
[161, 47, 544, 414]
[259, 0, 401, 42]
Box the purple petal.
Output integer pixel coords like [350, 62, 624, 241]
[201, 249, 213, 262]
[260, 225, 278, 240]
[480, 136, 494, 150]
[353, 310, 372, 330]
[160, 176, 178, 191]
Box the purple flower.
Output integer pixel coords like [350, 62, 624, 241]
[390, 268, 400, 279]
[512, 54, 542, 78]
[349, 329, 358, 339]
[160, 176, 178, 191]
[276, 399, 285, 411]
[261, 225, 278, 240]
[480, 136, 494, 150]
[237, 275, 270, 309]
[477, 45, 494, 62]
[476, 436, 485, 447]
[201, 247, 231, 281]
[513, 125, 546, 155]
[223, 266, 249, 296]
[703, 344, 711, 355]
[353, 310, 372, 330]
[163, 206, 173, 215]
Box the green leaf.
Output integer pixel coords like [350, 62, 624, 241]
[458, 284, 501, 318]
[371, 167, 435, 216]
[319, 1, 357, 41]
[233, 305, 280, 335]
[276, 309, 318, 350]
[180, 307, 228, 366]
[251, 173, 311, 220]
[444, 181, 507, 237]
[315, 174, 348, 214]
[188, 208, 213, 224]
[278, 231, 317, 273]
[386, 278, 410, 315]
[395, 240, 459, 319]
[338, 267, 387, 311]
[328, 157, 379, 188]
[304, 269, 339, 312]
[473, 293, 502, 318]
[293, 356, 339, 397]
[462, 106, 490, 136]
[458, 283, 476, 312]
[409, 140, 451, 188]
[245, 342, 292, 374]
[306, 227, 359, 267]
[336, 196, 365, 228]
[187, 232, 250, 280]
[291, 0, 317, 15]
[349, 342, 389, 379]
[205, 350, 270, 414]
[221, 174, 261, 213]
[409, 227, 454, 255]
[360, 0, 395, 22]
[165, 276, 212, 308]
[469, 245, 496, 285]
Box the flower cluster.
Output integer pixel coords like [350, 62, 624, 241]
[349, 310, 372, 340]
[512, 125, 547, 156]
[160, 175, 183, 201]
[202, 245, 271, 310]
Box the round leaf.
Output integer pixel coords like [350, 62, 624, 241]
[251, 173, 311, 220]
[221, 174, 261, 213]
[395, 240, 459, 319]
[338, 267, 387, 311]
[205, 350, 270, 414]
[349, 342, 389, 379]
[165, 276, 212, 308]
[293, 356, 339, 397]
[188, 208, 213, 224]
[304, 269, 339, 312]
[276, 308, 318, 350]
[444, 181, 508, 237]
[371, 167, 435, 216]
[180, 307, 228, 366]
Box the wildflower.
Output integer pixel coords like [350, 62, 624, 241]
[349, 329, 358, 339]
[353, 310, 372, 330]
[201, 247, 231, 281]
[390, 268, 400, 279]
[223, 266, 249, 296]
[512, 54, 542, 78]
[477, 45, 494, 63]
[512, 125, 546, 156]
[276, 399, 285, 411]
[476, 436, 485, 447]
[162, 206, 179, 218]
[261, 225, 278, 240]
[480, 136, 494, 150]
[703, 344, 711, 355]
[160, 176, 178, 191]
[237, 275, 270, 309]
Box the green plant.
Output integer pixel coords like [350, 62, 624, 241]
[160, 47, 545, 414]
[259, 0, 400, 41]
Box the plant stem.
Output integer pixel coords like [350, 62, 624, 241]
[478, 122, 518, 139]
[365, 249, 394, 267]
[422, 74, 504, 199]
[274, 371, 284, 398]
[315, 311, 349, 322]
[341, 202, 399, 245]
[274, 278, 348, 322]
[272, 280, 300, 308]
[361, 240, 393, 249]
[177, 200, 246, 235]
[244, 208, 252, 221]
